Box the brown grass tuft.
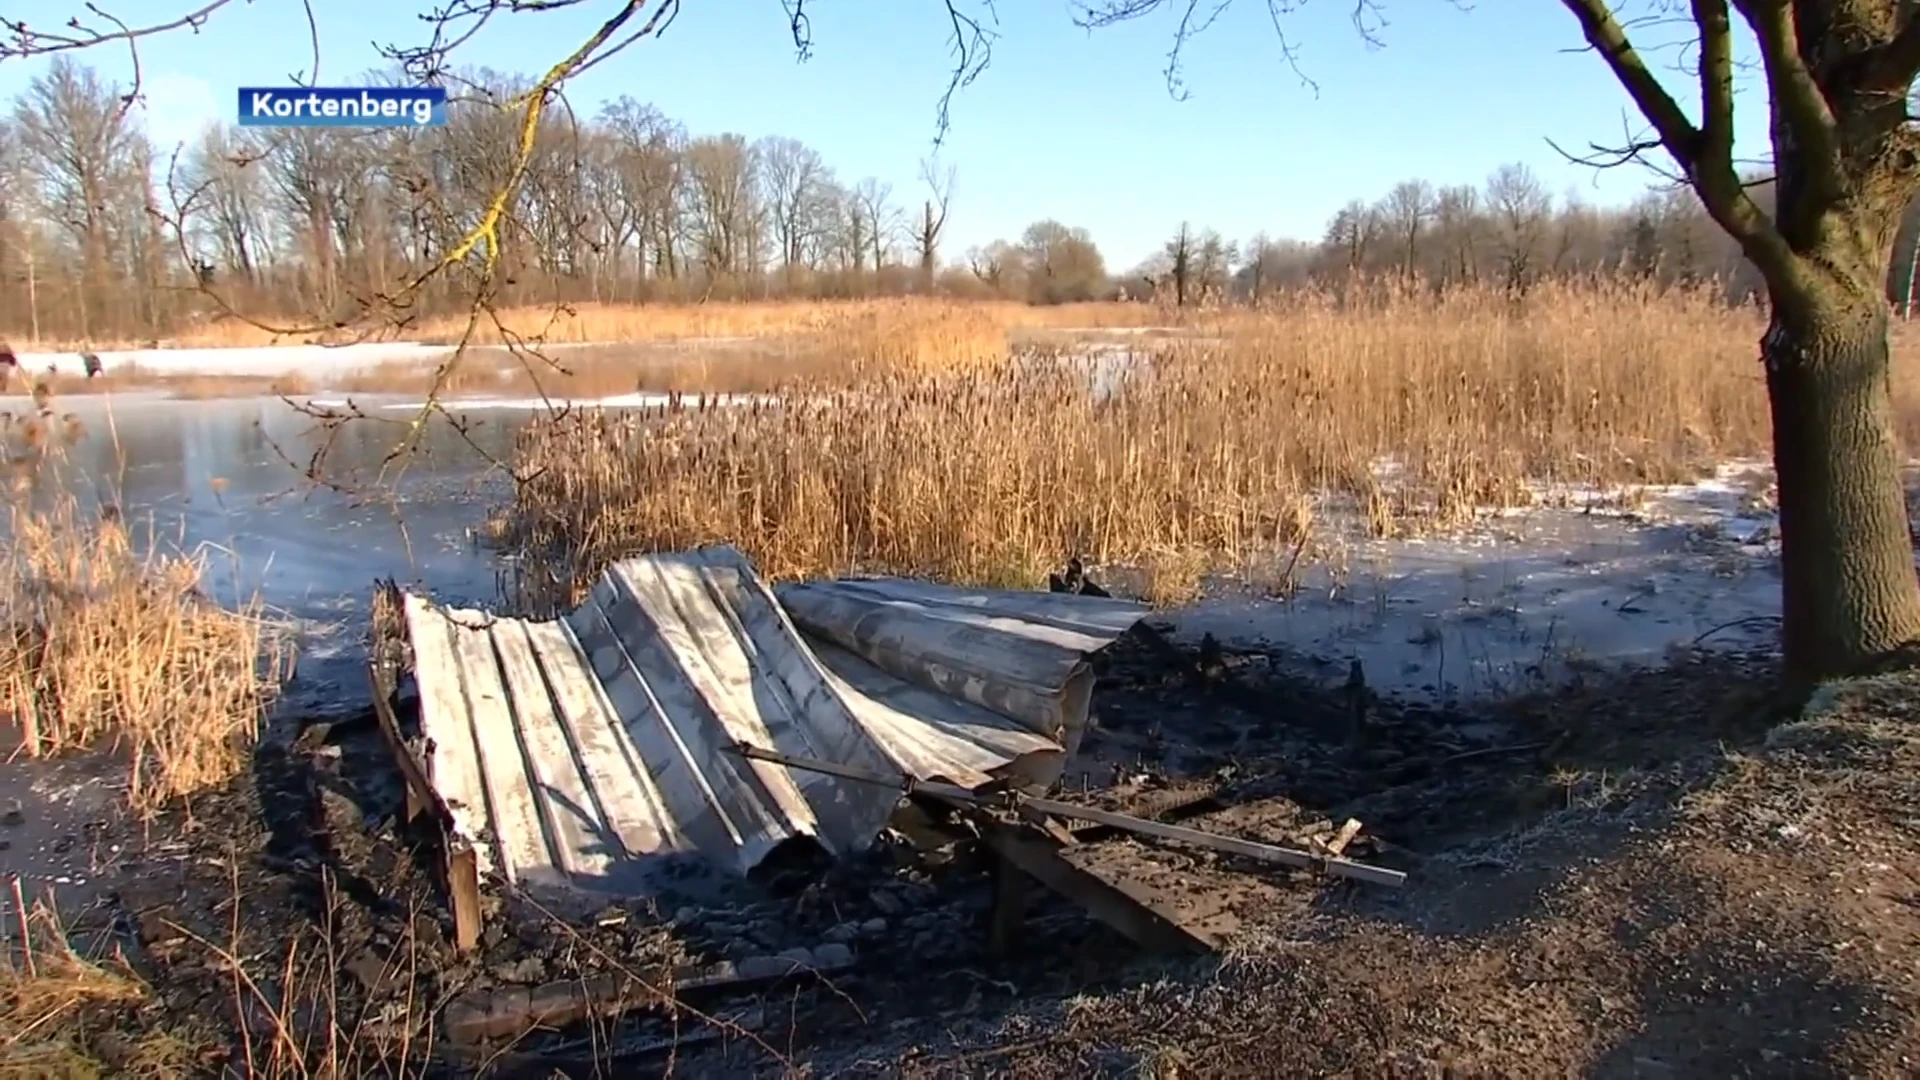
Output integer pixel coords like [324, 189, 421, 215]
[0, 394, 290, 811]
[497, 279, 1920, 593]
[0, 896, 150, 1075]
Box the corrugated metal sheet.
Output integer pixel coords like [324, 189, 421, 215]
[396, 545, 1147, 896]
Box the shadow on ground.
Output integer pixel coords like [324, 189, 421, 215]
[800, 658, 1920, 1079]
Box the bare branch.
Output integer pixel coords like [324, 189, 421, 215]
[785, 1, 996, 144]
[1694, 0, 1737, 178]
[1557, 0, 1705, 168]
[1556, 0, 1791, 276]
[1731, 0, 1844, 203]
[0, 0, 236, 60]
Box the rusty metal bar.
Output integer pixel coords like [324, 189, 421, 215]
[726, 742, 1407, 889]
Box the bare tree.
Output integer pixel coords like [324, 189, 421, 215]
[684, 133, 758, 285]
[1020, 219, 1106, 303]
[757, 135, 828, 287]
[1431, 184, 1483, 286]
[914, 158, 955, 292]
[183, 125, 269, 287]
[852, 177, 898, 284]
[1382, 178, 1434, 279]
[12, 56, 142, 339]
[1485, 163, 1550, 292]
[1076, 0, 1920, 682]
[1164, 221, 1196, 305]
[1323, 199, 1379, 276]
[1192, 227, 1236, 304]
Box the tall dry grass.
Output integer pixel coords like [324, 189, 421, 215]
[498, 279, 1919, 597]
[0, 397, 290, 811]
[26, 297, 1166, 351]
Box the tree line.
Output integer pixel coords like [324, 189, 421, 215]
[5, 55, 1920, 344]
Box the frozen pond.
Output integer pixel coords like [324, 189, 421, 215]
[4, 395, 533, 695]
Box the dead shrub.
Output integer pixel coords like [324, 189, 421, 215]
[0, 394, 290, 811]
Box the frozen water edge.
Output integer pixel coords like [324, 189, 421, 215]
[1153, 462, 1806, 710]
[335, 391, 777, 411]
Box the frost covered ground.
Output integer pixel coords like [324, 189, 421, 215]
[1152, 461, 1793, 707]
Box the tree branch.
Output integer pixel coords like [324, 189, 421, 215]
[0, 0, 236, 59]
[1733, 0, 1845, 202]
[1557, 0, 1705, 168]
[1848, 8, 1920, 93]
[1558, 0, 1794, 275]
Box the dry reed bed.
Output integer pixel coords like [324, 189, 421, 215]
[0, 406, 289, 811]
[23, 297, 1167, 352]
[337, 303, 1019, 398]
[500, 281, 1918, 597]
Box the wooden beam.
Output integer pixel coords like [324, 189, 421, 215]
[975, 818, 1220, 954]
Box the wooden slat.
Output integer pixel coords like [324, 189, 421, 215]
[491, 619, 615, 881]
[525, 618, 681, 858]
[445, 609, 557, 883]
[403, 595, 495, 871]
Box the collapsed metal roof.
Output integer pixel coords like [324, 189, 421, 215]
[395, 545, 1148, 897]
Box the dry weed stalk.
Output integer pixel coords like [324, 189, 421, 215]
[0, 892, 152, 1075]
[498, 280, 1904, 594]
[0, 390, 290, 811]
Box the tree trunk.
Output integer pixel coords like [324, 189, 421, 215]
[1763, 290, 1920, 684]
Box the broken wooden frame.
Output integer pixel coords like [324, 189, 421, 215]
[368, 618, 488, 952]
[727, 743, 1406, 888]
[726, 742, 1406, 956]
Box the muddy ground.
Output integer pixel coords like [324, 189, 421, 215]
[8, 621, 1919, 1078]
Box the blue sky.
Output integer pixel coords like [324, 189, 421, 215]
[0, 1, 1771, 268]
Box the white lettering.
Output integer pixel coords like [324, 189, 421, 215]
[243, 88, 442, 126]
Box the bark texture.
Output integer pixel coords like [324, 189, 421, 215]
[1764, 294, 1920, 682]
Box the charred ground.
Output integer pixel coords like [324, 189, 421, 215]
[9, 623, 1917, 1078]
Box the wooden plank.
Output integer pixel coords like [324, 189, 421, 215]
[491, 619, 615, 882]
[730, 743, 1407, 890]
[445, 610, 558, 884]
[403, 596, 495, 872]
[1326, 818, 1364, 857]
[442, 952, 856, 1044]
[1025, 795, 1407, 889]
[448, 844, 483, 953]
[365, 658, 436, 825]
[976, 819, 1216, 955]
[525, 618, 679, 858]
